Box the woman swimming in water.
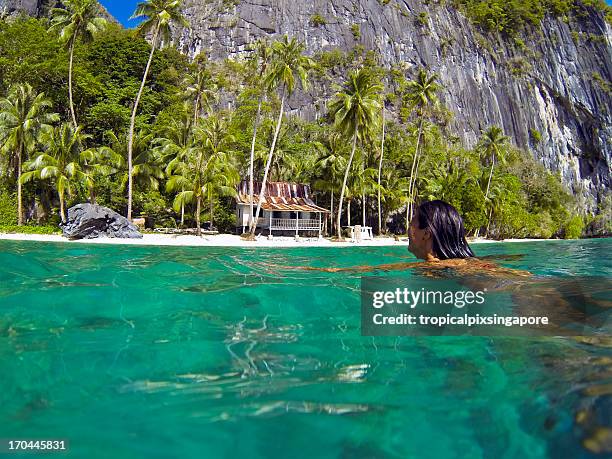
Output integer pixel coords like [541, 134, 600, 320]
[407, 199, 475, 261]
[302, 200, 529, 278]
[294, 200, 608, 333]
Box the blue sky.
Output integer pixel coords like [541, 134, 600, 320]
[100, 0, 142, 28]
[101, 0, 612, 28]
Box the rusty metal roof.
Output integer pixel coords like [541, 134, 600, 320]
[236, 181, 330, 213]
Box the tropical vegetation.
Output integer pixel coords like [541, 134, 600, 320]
[0, 0, 607, 240]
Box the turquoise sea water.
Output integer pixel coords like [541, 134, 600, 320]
[0, 239, 610, 459]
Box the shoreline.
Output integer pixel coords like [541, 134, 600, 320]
[0, 232, 573, 247]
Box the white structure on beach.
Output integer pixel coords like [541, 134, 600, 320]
[236, 181, 330, 236]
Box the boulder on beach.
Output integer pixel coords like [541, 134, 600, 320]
[61, 204, 143, 240]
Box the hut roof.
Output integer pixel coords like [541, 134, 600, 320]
[236, 181, 330, 213]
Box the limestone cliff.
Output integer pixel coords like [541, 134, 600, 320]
[0, 0, 114, 22]
[175, 0, 611, 210]
[2, 0, 610, 210]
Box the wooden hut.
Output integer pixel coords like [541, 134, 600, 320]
[236, 180, 330, 236]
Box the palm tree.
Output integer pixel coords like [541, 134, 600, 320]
[379, 168, 411, 232]
[126, 0, 189, 221]
[479, 126, 509, 203]
[422, 149, 477, 203]
[313, 131, 347, 235]
[403, 69, 440, 221]
[181, 56, 217, 128]
[21, 123, 92, 222]
[328, 68, 382, 240]
[80, 146, 121, 204]
[98, 130, 164, 217]
[477, 125, 509, 237]
[353, 153, 377, 227]
[246, 38, 272, 233]
[109, 130, 164, 192]
[49, 0, 107, 129]
[166, 116, 238, 236]
[195, 116, 238, 230]
[0, 83, 59, 225]
[248, 35, 314, 236]
[408, 120, 438, 223]
[377, 103, 386, 234]
[154, 112, 193, 225]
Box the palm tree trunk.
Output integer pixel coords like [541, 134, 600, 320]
[336, 129, 358, 239]
[479, 155, 495, 239]
[68, 38, 78, 129]
[127, 24, 160, 221]
[362, 194, 365, 227]
[484, 156, 495, 201]
[193, 94, 200, 126]
[196, 195, 201, 237]
[406, 200, 410, 235]
[180, 198, 185, 226]
[485, 206, 494, 238]
[411, 146, 424, 210]
[347, 199, 351, 227]
[59, 192, 66, 224]
[248, 97, 263, 232]
[210, 192, 214, 230]
[377, 106, 385, 235]
[330, 189, 334, 235]
[250, 86, 286, 235]
[359, 148, 365, 227]
[17, 143, 23, 226]
[407, 117, 424, 222]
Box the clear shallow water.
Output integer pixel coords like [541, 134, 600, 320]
[0, 239, 610, 459]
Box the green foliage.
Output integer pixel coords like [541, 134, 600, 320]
[452, 0, 611, 35]
[529, 128, 542, 143]
[587, 32, 607, 44]
[0, 17, 69, 114]
[562, 214, 584, 239]
[0, 189, 17, 225]
[0, 224, 61, 234]
[416, 12, 429, 26]
[585, 202, 612, 237]
[513, 37, 527, 51]
[310, 14, 327, 27]
[133, 189, 170, 220]
[350, 24, 361, 40]
[507, 56, 532, 77]
[314, 49, 348, 71]
[0, 14, 597, 239]
[591, 71, 611, 94]
[213, 198, 237, 233]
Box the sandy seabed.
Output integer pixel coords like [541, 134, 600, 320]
[0, 232, 554, 248]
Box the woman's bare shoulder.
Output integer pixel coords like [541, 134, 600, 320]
[296, 261, 423, 273]
[289, 257, 531, 278]
[445, 257, 532, 277]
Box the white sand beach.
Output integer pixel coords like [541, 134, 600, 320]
[0, 232, 557, 247]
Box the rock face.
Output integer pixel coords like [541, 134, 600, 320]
[174, 0, 611, 211]
[1, 0, 115, 22]
[61, 204, 143, 240]
[0, 0, 42, 17]
[4, 0, 610, 210]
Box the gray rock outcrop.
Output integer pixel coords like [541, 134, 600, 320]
[0, 0, 115, 22]
[175, 0, 611, 211]
[61, 203, 143, 240]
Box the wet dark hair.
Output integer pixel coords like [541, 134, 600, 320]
[415, 200, 475, 260]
